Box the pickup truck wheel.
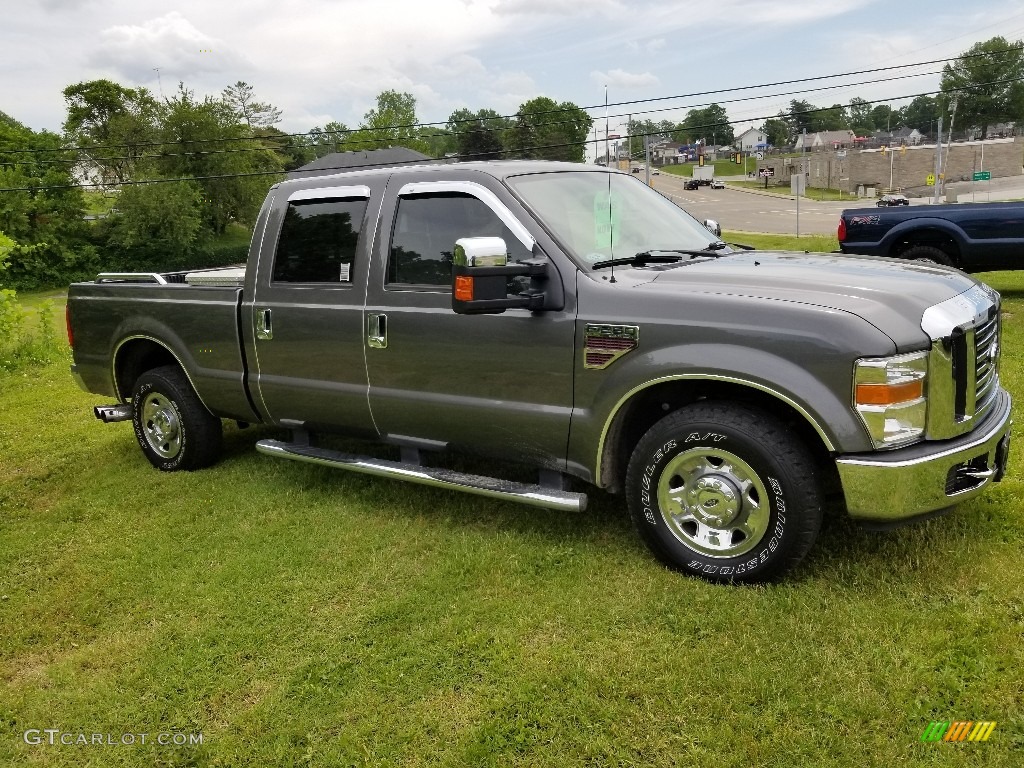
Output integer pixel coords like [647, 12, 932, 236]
[131, 365, 222, 471]
[901, 245, 953, 267]
[625, 403, 823, 583]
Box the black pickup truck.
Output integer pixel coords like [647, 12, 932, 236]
[67, 161, 1012, 583]
[838, 200, 1024, 271]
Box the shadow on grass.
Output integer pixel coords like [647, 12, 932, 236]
[210, 424, 1003, 588]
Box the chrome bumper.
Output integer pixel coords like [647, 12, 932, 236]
[836, 388, 1012, 522]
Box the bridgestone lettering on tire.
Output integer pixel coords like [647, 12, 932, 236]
[625, 403, 823, 583]
[131, 365, 222, 471]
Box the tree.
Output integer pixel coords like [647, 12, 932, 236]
[448, 108, 509, 160]
[504, 97, 592, 162]
[869, 104, 896, 132]
[761, 118, 790, 148]
[810, 104, 848, 132]
[781, 99, 816, 136]
[678, 104, 734, 146]
[847, 97, 874, 136]
[940, 36, 1024, 138]
[351, 90, 426, 152]
[0, 118, 94, 288]
[156, 84, 282, 234]
[62, 79, 159, 183]
[221, 81, 282, 132]
[898, 95, 939, 134]
[105, 181, 207, 265]
[308, 121, 351, 158]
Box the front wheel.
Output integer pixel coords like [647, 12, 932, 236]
[131, 365, 222, 471]
[625, 403, 823, 583]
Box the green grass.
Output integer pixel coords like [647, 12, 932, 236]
[722, 230, 840, 252]
[728, 181, 857, 202]
[82, 191, 120, 217]
[661, 160, 746, 178]
[2, 281, 1024, 766]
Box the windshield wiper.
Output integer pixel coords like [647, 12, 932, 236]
[591, 248, 725, 271]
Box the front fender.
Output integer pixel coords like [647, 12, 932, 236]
[567, 343, 877, 487]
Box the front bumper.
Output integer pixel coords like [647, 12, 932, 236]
[836, 388, 1012, 522]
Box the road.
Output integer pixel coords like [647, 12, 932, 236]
[651, 173, 847, 236]
[649, 171, 1024, 236]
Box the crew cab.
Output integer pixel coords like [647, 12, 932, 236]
[67, 161, 1012, 583]
[838, 200, 1024, 270]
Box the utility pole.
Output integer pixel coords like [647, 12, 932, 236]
[796, 128, 805, 237]
[153, 67, 163, 99]
[604, 85, 609, 169]
[645, 135, 651, 186]
[940, 97, 958, 198]
[932, 115, 943, 205]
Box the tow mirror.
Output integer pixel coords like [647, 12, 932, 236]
[452, 237, 552, 315]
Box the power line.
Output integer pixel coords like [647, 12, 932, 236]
[1, 82, 1006, 194]
[5, 43, 1023, 158]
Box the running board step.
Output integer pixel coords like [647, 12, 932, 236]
[256, 439, 587, 513]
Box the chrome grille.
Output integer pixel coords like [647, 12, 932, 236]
[974, 312, 1000, 420]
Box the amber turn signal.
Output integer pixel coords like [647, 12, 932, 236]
[454, 275, 474, 302]
[855, 379, 923, 405]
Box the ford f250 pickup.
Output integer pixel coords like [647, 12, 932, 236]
[838, 200, 1024, 271]
[67, 161, 1012, 583]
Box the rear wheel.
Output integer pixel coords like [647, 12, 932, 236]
[625, 403, 823, 583]
[901, 244, 954, 267]
[131, 365, 222, 471]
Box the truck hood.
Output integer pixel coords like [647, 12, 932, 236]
[638, 251, 980, 348]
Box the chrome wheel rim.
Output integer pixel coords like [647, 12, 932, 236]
[657, 448, 770, 558]
[141, 392, 182, 459]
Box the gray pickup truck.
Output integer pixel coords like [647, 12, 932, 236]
[67, 161, 1012, 583]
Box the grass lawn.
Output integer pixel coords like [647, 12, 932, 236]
[722, 230, 840, 253]
[727, 181, 857, 202]
[82, 191, 120, 217]
[661, 161, 745, 178]
[2, 274, 1023, 766]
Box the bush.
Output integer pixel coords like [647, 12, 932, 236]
[0, 233, 66, 372]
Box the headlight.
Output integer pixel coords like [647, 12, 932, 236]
[854, 351, 928, 448]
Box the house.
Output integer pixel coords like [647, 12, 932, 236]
[794, 130, 856, 151]
[736, 127, 769, 152]
[650, 141, 688, 165]
[871, 127, 924, 147]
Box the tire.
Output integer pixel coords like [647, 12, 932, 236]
[625, 403, 823, 584]
[901, 245, 954, 267]
[131, 365, 222, 471]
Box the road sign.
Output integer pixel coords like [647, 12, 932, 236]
[758, 167, 774, 178]
[755, 151, 764, 160]
[926, 173, 935, 186]
[973, 171, 991, 181]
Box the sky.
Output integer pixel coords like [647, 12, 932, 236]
[4, 0, 1024, 149]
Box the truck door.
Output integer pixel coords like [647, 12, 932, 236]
[364, 175, 577, 468]
[249, 183, 379, 435]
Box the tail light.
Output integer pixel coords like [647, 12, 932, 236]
[65, 304, 73, 349]
[837, 217, 847, 242]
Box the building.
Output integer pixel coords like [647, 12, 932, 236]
[736, 127, 768, 152]
[793, 129, 857, 151]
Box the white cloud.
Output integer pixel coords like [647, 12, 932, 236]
[591, 69, 660, 89]
[492, 0, 624, 16]
[90, 12, 247, 82]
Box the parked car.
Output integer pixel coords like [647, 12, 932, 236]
[839, 199, 1024, 270]
[876, 194, 909, 207]
[710, 180, 725, 189]
[684, 179, 700, 190]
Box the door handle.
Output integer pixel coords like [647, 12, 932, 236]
[367, 312, 387, 349]
[256, 308, 273, 340]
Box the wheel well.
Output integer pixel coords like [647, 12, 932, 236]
[601, 380, 840, 498]
[889, 229, 961, 265]
[114, 339, 178, 400]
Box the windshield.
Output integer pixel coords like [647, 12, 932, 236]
[505, 171, 721, 269]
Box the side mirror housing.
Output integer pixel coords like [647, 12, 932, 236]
[703, 218, 722, 237]
[452, 237, 554, 315]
